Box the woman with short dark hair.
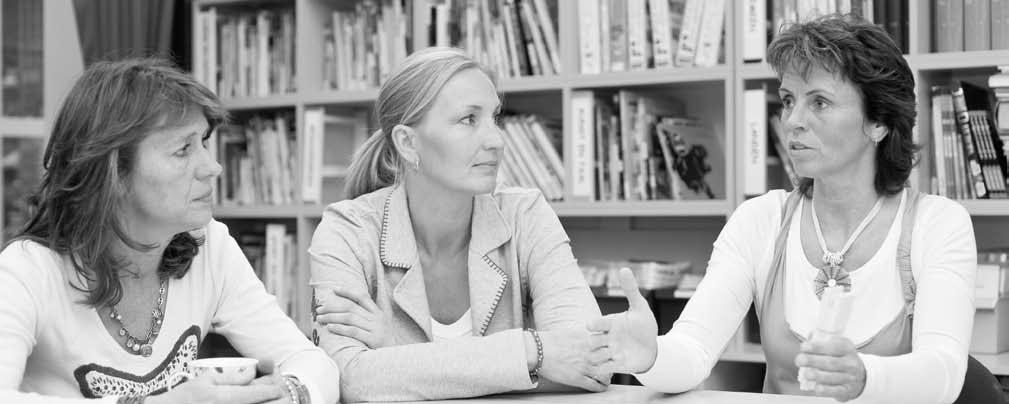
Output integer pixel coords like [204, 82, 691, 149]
[590, 15, 976, 404]
[0, 58, 340, 404]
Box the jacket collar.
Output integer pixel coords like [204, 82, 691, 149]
[379, 185, 513, 337]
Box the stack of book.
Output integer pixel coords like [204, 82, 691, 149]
[194, 6, 297, 98]
[498, 115, 565, 201]
[928, 82, 1008, 199]
[579, 260, 692, 296]
[570, 90, 723, 201]
[322, 0, 412, 91]
[419, 0, 561, 78]
[990, 66, 1009, 182]
[235, 224, 299, 323]
[577, 0, 726, 73]
[218, 114, 298, 206]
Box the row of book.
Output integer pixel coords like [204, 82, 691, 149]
[498, 115, 565, 201]
[302, 108, 370, 205]
[578, 0, 726, 73]
[2, 0, 43, 117]
[322, 0, 411, 91]
[217, 114, 298, 206]
[934, 0, 1009, 52]
[743, 0, 907, 63]
[235, 224, 302, 327]
[570, 90, 724, 201]
[929, 81, 1009, 199]
[421, 0, 561, 78]
[193, 7, 296, 98]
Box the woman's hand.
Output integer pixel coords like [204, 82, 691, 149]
[585, 268, 658, 374]
[533, 327, 613, 392]
[315, 285, 391, 349]
[795, 336, 866, 402]
[145, 377, 283, 404]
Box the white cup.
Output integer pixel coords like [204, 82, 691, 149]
[167, 357, 259, 389]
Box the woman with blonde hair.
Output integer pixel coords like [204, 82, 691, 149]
[309, 47, 609, 402]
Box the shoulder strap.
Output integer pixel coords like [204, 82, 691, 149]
[758, 191, 804, 320]
[896, 190, 924, 316]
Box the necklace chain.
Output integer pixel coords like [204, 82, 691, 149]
[109, 278, 168, 357]
[809, 196, 884, 296]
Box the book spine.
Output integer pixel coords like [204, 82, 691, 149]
[578, 0, 602, 73]
[742, 0, 767, 62]
[571, 91, 597, 200]
[743, 89, 768, 196]
[675, 0, 704, 66]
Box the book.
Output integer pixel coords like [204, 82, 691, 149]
[742, 0, 767, 63]
[674, 0, 703, 67]
[743, 88, 768, 196]
[578, 0, 602, 74]
[693, 0, 724, 67]
[571, 91, 597, 200]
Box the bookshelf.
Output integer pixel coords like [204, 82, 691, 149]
[193, 0, 1009, 379]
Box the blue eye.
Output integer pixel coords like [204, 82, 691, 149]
[174, 144, 191, 157]
[460, 114, 477, 126]
[812, 98, 830, 111]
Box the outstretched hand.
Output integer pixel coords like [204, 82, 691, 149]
[586, 268, 659, 374]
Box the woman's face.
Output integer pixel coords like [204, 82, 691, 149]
[411, 68, 505, 195]
[121, 113, 222, 240]
[778, 66, 883, 181]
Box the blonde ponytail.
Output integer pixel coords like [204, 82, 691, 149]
[344, 129, 401, 199]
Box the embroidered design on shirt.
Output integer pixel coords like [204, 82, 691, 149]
[74, 325, 202, 398]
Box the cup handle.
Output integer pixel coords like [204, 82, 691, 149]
[166, 371, 193, 391]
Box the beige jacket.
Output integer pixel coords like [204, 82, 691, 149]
[308, 185, 600, 403]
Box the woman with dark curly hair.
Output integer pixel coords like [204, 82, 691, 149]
[589, 14, 977, 404]
[0, 58, 339, 404]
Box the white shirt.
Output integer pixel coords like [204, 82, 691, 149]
[0, 220, 340, 404]
[634, 190, 976, 404]
[431, 309, 474, 342]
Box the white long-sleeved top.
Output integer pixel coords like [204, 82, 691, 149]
[0, 220, 340, 404]
[635, 190, 976, 404]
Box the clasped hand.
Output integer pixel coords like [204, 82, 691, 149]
[314, 285, 392, 349]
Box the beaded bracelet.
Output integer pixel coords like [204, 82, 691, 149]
[526, 329, 544, 380]
[283, 375, 311, 404]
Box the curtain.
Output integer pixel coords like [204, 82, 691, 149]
[73, 0, 176, 66]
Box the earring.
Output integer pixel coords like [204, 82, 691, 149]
[411, 158, 421, 172]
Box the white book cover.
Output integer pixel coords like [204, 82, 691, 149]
[501, 0, 523, 77]
[674, 0, 704, 66]
[600, 0, 611, 72]
[743, 89, 768, 196]
[570, 91, 597, 199]
[648, 0, 674, 68]
[742, 0, 766, 62]
[930, 92, 948, 197]
[207, 8, 218, 95]
[194, 10, 206, 86]
[265, 224, 287, 308]
[693, 0, 724, 67]
[578, 1, 601, 74]
[256, 11, 270, 96]
[626, 0, 648, 70]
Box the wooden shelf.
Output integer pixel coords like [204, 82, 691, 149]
[739, 63, 776, 80]
[972, 351, 1009, 376]
[214, 204, 304, 219]
[550, 200, 731, 217]
[720, 342, 766, 364]
[220, 94, 299, 110]
[906, 50, 1009, 71]
[499, 75, 565, 92]
[566, 66, 731, 89]
[958, 200, 1009, 216]
[301, 89, 380, 106]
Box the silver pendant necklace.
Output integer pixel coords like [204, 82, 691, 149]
[109, 278, 168, 357]
[810, 196, 884, 298]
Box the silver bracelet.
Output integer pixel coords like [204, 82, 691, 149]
[283, 375, 310, 404]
